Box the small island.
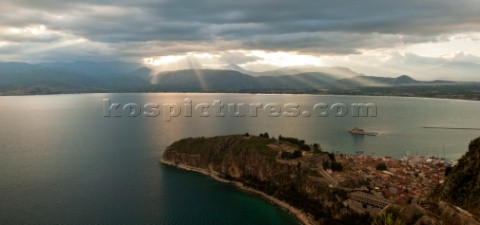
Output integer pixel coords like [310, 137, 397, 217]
[161, 134, 480, 225]
[349, 127, 378, 136]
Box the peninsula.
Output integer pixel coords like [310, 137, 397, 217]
[161, 134, 480, 225]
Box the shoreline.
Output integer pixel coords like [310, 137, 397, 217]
[160, 159, 316, 225]
[0, 92, 478, 102]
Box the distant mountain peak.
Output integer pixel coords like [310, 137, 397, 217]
[396, 75, 414, 80]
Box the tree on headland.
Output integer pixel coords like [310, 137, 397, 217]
[259, 132, 269, 138]
[300, 144, 311, 151]
[444, 166, 452, 176]
[292, 150, 302, 158]
[280, 150, 302, 159]
[376, 163, 388, 171]
[322, 159, 344, 171]
[328, 152, 335, 161]
[313, 143, 321, 153]
[323, 160, 329, 169]
[331, 162, 344, 171]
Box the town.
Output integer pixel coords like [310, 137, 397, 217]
[333, 153, 449, 207]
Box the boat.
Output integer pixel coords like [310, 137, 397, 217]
[349, 127, 378, 136]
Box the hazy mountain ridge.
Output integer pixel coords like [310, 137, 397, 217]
[0, 61, 473, 97]
[337, 75, 435, 87]
[0, 61, 149, 94]
[247, 66, 363, 78]
[139, 69, 457, 92]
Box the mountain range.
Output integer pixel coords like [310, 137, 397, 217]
[0, 61, 471, 96]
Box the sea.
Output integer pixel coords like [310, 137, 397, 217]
[1, 93, 479, 225]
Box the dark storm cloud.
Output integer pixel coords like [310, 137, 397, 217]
[242, 32, 439, 54]
[0, 0, 479, 57]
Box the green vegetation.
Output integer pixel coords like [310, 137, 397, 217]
[330, 162, 344, 171]
[376, 163, 388, 171]
[308, 170, 321, 177]
[372, 206, 402, 225]
[327, 152, 335, 161]
[323, 160, 344, 171]
[432, 136, 480, 211]
[168, 135, 278, 158]
[340, 212, 372, 225]
[312, 143, 322, 154]
[444, 166, 452, 177]
[259, 132, 269, 138]
[249, 180, 353, 223]
[322, 152, 344, 171]
[280, 150, 302, 159]
[278, 135, 311, 150]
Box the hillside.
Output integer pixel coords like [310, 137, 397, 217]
[431, 137, 480, 215]
[0, 61, 150, 94]
[1, 62, 479, 100]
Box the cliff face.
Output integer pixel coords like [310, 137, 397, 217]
[431, 137, 480, 216]
[161, 135, 358, 224]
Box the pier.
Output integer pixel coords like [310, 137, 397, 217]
[423, 126, 480, 130]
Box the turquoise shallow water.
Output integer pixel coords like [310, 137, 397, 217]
[0, 93, 479, 224]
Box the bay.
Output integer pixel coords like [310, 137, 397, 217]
[0, 93, 479, 225]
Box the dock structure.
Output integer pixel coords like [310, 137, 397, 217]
[423, 126, 480, 130]
[349, 191, 394, 209]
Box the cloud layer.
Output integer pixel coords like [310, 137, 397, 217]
[0, 0, 479, 80]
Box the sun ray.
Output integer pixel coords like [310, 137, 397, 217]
[186, 57, 208, 91]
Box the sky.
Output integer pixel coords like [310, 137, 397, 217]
[1, 0, 480, 81]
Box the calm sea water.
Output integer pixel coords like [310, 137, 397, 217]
[0, 93, 479, 225]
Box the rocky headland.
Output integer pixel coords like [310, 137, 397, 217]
[161, 134, 480, 225]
